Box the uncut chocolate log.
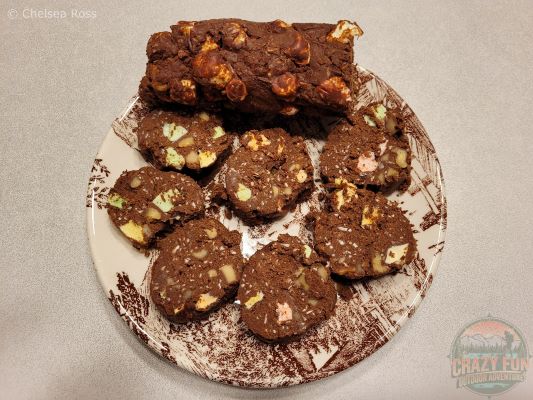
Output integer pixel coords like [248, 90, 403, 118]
[139, 19, 363, 115]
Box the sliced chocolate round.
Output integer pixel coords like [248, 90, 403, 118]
[106, 166, 204, 248]
[150, 218, 244, 322]
[137, 109, 233, 172]
[224, 128, 313, 222]
[321, 102, 411, 192]
[237, 234, 336, 342]
[311, 184, 416, 279]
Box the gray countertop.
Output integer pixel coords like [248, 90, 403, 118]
[1, 0, 532, 399]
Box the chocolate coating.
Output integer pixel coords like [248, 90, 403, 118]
[150, 218, 244, 322]
[140, 19, 361, 115]
[237, 235, 337, 342]
[311, 185, 416, 279]
[137, 109, 233, 172]
[106, 167, 204, 248]
[224, 128, 313, 222]
[320, 103, 411, 192]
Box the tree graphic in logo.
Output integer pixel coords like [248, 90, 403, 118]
[450, 316, 530, 397]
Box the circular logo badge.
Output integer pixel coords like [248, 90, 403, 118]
[450, 316, 530, 397]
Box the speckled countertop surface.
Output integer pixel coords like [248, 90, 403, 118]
[1, 1, 532, 399]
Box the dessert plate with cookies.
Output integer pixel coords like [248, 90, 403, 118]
[86, 18, 446, 387]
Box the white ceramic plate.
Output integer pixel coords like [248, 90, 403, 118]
[86, 66, 446, 388]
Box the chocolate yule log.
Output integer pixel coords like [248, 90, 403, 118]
[139, 19, 363, 115]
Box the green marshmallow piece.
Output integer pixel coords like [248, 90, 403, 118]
[163, 122, 188, 142]
[152, 188, 180, 213]
[373, 104, 387, 121]
[165, 147, 185, 169]
[363, 114, 377, 127]
[108, 193, 126, 209]
[212, 126, 225, 139]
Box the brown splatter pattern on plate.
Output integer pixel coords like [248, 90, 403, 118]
[87, 66, 447, 387]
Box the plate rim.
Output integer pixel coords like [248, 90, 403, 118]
[86, 66, 447, 388]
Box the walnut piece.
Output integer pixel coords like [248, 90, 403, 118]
[144, 207, 162, 221]
[222, 22, 247, 49]
[192, 51, 233, 89]
[284, 31, 310, 65]
[317, 76, 352, 106]
[226, 78, 248, 102]
[327, 20, 363, 43]
[271, 73, 298, 97]
[235, 183, 252, 201]
[177, 136, 194, 147]
[129, 176, 142, 188]
[204, 227, 217, 239]
[220, 264, 237, 284]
